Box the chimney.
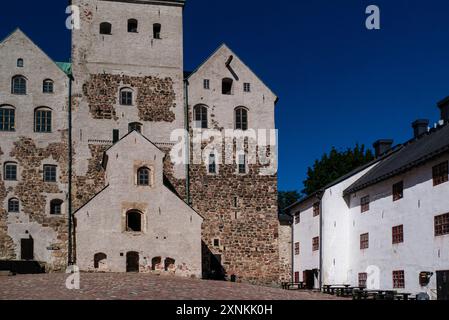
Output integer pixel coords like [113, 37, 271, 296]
[373, 139, 393, 158]
[412, 119, 429, 138]
[437, 96, 449, 123]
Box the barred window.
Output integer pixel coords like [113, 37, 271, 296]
[8, 198, 19, 213]
[194, 105, 208, 129]
[360, 233, 369, 250]
[4, 162, 17, 181]
[34, 108, 52, 133]
[235, 107, 248, 131]
[392, 225, 404, 244]
[393, 270, 405, 289]
[313, 202, 320, 217]
[50, 199, 63, 215]
[11, 75, 26, 95]
[43, 79, 54, 93]
[295, 242, 300, 255]
[358, 273, 368, 288]
[433, 161, 448, 186]
[43, 165, 57, 183]
[137, 167, 150, 186]
[203, 79, 210, 90]
[243, 82, 251, 93]
[312, 237, 319, 251]
[435, 213, 449, 237]
[361, 196, 370, 213]
[0, 106, 15, 131]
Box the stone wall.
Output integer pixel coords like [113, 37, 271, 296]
[83, 74, 176, 122]
[278, 222, 292, 283]
[0, 146, 16, 260]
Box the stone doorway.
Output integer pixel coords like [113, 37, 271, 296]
[126, 252, 139, 273]
[20, 237, 34, 261]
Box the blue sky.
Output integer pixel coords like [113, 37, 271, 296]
[1, 0, 449, 192]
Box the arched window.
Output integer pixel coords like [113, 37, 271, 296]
[153, 23, 161, 39]
[8, 198, 19, 213]
[34, 107, 52, 133]
[137, 167, 150, 186]
[43, 79, 54, 93]
[222, 78, 233, 95]
[208, 153, 217, 174]
[126, 210, 142, 232]
[94, 253, 107, 269]
[4, 162, 17, 181]
[17, 59, 24, 68]
[128, 122, 142, 133]
[11, 75, 27, 95]
[193, 105, 208, 129]
[235, 107, 248, 131]
[151, 257, 161, 271]
[128, 19, 138, 33]
[50, 199, 63, 215]
[0, 105, 15, 132]
[99, 22, 112, 35]
[164, 257, 175, 271]
[120, 88, 133, 106]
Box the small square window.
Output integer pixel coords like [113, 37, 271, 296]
[243, 83, 251, 93]
[213, 239, 220, 247]
[392, 225, 404, 244]
[313, 202, 320, 217]
[358, 273, 368, 288]
[204, 79, 210, 90]
[393, 181, 404, 201]
[312, 237, 319, 251]
[43, 165, 57, 182]
[294, 213, 300, 224]
[17, 59, 24, 68]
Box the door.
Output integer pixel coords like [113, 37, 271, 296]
[209, 254, 226, 280]
[294, 272, 300, 283]
[126, 252, 139, 273]
[21, 238, 34, 260]
[437, 271, 449, 300]
[303, 270, 315, 290]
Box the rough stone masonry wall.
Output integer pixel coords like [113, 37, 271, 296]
[189, 145, 280, 286]
[8, 133, 70, 270]
[83, 74, 176, 122]
[0, 146, 16, 260]
[278, 223, 292, 283]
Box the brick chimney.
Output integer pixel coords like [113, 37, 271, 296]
[437, 96, 449, 123]
[373, 139, 393, 158]
[412, 119, 429, 138]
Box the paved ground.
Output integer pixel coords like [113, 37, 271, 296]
[0, 273, 343, 300]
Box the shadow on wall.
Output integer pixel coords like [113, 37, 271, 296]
[202, 241, 226, 281]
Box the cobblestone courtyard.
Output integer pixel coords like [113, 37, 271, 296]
[0, 274, 342, 300]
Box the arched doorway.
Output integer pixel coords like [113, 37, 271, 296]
[126, 252, 139, 273]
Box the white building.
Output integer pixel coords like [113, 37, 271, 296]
[288, 101, 449, 299]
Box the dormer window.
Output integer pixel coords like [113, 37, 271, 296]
[120, 88, 133, 106]
[153, 23, 161, 39]
[128, 19, 138, 33]
[222, 78, 233, 95]
[17, 59, 24, 68]
[100, 22, 112, 35]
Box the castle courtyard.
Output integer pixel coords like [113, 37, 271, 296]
[0, 273, 341, 300]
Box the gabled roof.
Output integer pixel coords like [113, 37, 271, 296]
[0, 28, 71, 77]
[186, 43, 278, 104]
[344, 122, 449, 195]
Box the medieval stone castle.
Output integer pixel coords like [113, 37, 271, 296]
[0, 0, 290, 285]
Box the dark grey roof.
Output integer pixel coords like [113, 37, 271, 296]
[344, 122, 449, 195]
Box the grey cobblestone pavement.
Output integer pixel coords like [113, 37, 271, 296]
[0, 273, 344, 300]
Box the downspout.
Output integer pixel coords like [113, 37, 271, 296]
[183, 79, 191, 205]
[68, 74, 74, 266]
[319, 193, 323, 289]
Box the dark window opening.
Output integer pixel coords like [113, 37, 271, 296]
[50, 199, 63, 215]
[94, 253, 107, 269]
[43, 165, 57, 182]
[0, 106, 15, 131]
[4, 163, 17, 181]
[208, 154, 216, 174]
[35, 108, 52, 133]
[100, 22, 112, 35]
[235, 107, 248, 131]
[164, 257, 175, 271]
[393, 181, 404, 201]
[137, 167, 150, 186]
[222, 78, 233, 95]
[243, 82, 251, 93]
[128, 122, 142, 133]
[8, 198, 19, 213]
[12, 76, 26, 95]
[213, 239, 220, 247]
[127, 211, 142, 232]
[128, 19, 138, 33]
[153, 23, 161, 39]
[435, 213, 449, 237]
[238, 154, 246, 174]
[392, 225, 404, 244]
[43, 80, 54, 94]
[433, 161, 448, 186]
[113, 129, 120, 144]
[17, 59, 24, 67]
[313, 202, 320, 217]
[151, 257, 161, 271]
[203, 79, 210, 90]
[194, 105, 208, 129]
[294, 213, 300, 224]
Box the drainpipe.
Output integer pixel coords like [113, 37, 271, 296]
[319, 193, 323, 289]
[68, 74, 74, 266]
[183, 79, 191, 205]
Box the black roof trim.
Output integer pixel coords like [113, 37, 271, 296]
[73, 185, 110, 215]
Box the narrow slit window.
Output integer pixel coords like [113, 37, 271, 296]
[153, 23, 161, 39]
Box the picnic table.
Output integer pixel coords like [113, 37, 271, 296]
[353, 289, 399, 300]
[323, 284, 353, 296]
[282, 282, 305, 290]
